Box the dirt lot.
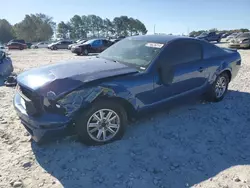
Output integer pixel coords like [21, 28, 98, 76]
[0, 45, 250, 188]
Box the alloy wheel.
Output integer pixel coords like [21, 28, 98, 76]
[87, 109, 120, 142]
[215, 76, 227, 98]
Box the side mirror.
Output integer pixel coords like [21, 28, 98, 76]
[0, 51, 6, 61]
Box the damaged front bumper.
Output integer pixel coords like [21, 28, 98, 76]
[13, 92, 73, 143]
[71, 47, 81, 54]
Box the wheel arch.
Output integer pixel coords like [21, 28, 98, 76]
[220, 69, 232, 82]
[69, 86, 138, 122]
[92, 95, 137, 121]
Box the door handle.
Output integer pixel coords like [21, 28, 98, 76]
[198, 67, 204, 72]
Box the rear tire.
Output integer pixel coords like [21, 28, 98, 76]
[206, 73, 229, 102]
[75, 100, 127, 146]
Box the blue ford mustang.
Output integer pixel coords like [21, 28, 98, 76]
[13, 35, 241, 145]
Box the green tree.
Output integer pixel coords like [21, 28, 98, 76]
[69, 15, 83, 39]
[14, 14, 55, 42]
[0, 19, 14, 43]
[57, 21, 70, 38]
[134, 19, 147, 35]
[64, 14, 147, 39]
[103, 18, 114, 37]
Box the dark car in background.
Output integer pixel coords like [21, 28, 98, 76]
[14, 35, 241, 145]
[71, 38, 113, 55]
[6, 42, 27, 50]
[8, 39, 26, 44]
[196, 32, 222, 42]
[48, 40, 73, 50]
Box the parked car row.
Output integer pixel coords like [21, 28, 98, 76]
[3, 37, 124, 53]
[195, 31, 222, 42]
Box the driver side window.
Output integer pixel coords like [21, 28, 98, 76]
[166, 41, 202, 65]
[92, 40, 101, 47]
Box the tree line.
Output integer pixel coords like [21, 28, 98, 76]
[0, 13, 147, 43]
[189, 28, 249, 37]
[57, 15, 147, 39]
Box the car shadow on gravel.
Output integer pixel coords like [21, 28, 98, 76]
[0, 77, 4, 86]
[32, 90, 250, 188]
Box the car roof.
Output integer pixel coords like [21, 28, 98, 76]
[126, 35, 189, 44]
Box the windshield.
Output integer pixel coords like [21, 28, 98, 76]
[79, 40, 87, 44]
[98, 39, 164, 69]
[83, 39, 96, 45]
[199, 32, 208, 37]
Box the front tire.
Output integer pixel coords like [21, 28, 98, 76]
[76, 100, 127, 146]
[82, 48, 88, 56]
[206, 73, 229, 102]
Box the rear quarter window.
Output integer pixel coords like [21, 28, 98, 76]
[166, 41, 202, 65]
[202, 42, 226, 59]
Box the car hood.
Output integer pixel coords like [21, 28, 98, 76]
[48, 43, 56, 46]
[17, 57, 138, 99]
[196, 35, 207, 38]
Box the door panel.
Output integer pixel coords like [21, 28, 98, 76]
[152, 40, 208, 104]
[91, 40, 101, 53]
[153, 61, 207, 103]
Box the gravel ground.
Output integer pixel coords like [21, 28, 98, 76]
[0, 45, 250, 188]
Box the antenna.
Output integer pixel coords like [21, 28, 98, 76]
[154, 24, 156, 34]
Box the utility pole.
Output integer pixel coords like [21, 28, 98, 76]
[154, 24, 156, 34]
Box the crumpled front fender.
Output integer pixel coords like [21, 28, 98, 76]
[57, 85, 136, 117]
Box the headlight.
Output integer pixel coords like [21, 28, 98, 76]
[43, 96, 66, 115]
[240, 39, 250, 44]
[57, 88, 98, 116]
[56, 87, 108, 116]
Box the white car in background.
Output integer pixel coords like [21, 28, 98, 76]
[31, 42, 50, 49]
[226, 32, 242, 42]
